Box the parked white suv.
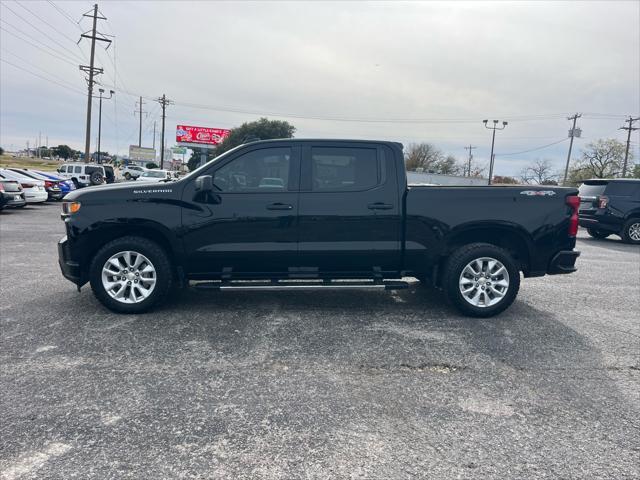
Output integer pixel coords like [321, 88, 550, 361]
[58, 163, 106, 187]
[137, 169, 173, 183]
[121, 165, 147, 180]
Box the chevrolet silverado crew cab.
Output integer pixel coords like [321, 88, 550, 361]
[58, 139, 580, 317]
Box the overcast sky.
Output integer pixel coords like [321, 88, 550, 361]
[1, 0, 639, 176]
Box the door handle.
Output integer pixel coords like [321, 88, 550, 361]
[367, 202, 394, 210]
[266, 203, 293, 210]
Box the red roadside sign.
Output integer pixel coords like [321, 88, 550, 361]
[176, 125, 230, 146]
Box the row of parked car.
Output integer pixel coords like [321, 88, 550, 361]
[0, 167, 77, 210]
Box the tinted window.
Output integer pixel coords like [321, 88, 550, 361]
[606, 182, 639, 196]
[214, 147, 291, 192]
[578, 183, 606, 197]
[311, 147, 377, 191]
[74, 166, 82, 174]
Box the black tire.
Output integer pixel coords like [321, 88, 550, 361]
[89, 171, 104, 185]
[89, 236, 173, 313]
[442, 243, 520, 318]
[587, 228, 610, 239]
[621, 218, 640, 245]
[124, 172, 131, 180]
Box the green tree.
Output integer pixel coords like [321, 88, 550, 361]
[566, 139, 627, 185]
[214, 118, 296, 157]
[187, 149, 215, 172]
[630, 164, 640, 178]
[146, 162, 159, 169]
[0, 147, 4, 156]
[52, 145, 73, 159]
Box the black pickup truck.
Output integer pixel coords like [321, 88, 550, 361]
[58, 139, 580, 317]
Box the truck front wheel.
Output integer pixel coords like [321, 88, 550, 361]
[89, 236, 173, 313]
[442, 243, 520, 318]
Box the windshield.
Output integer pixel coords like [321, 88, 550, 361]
[579, 182, 607, 198]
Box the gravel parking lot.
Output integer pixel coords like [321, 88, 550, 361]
[1, 203, 639, 479]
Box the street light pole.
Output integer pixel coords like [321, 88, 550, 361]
[95, 88, 114, 164]
[483, 119, 508, 185]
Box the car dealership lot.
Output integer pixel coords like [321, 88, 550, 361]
[1, 204, 638, 479]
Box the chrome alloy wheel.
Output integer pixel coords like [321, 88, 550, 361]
[101, 251, 157, 304]
[629, 222, 640, 241]
[458, 257, 510, 308]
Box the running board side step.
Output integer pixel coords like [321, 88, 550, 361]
[192, 280, 410, 291]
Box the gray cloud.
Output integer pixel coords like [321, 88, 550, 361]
[1, 0, 638, 176]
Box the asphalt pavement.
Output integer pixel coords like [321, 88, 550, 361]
[1, 203, 639, 479]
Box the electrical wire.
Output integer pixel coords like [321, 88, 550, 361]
[46, 0, 83, 30]
[0, 23, 80, 66]
[2, 2, 85, 63]
[0, 58, 85, 95]
[495, 138, 569, 157]
[0, 48, 84, 91]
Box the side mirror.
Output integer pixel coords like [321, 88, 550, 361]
[195, 175, 213, 192]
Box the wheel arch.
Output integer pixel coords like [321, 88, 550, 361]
[79, 221, 184, 280]
[443, 223, 534, 274]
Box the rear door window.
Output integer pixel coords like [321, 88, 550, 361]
[605, 182, 639, 196]
[74, 166, 82, 174]
[310, 147, 378, 191]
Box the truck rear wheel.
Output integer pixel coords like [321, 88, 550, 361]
[442, 243, 520, 318]
[89, 236, 173, 313]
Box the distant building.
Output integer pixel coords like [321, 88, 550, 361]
[407, 171, 489, 186]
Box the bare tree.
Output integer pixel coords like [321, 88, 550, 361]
[436, 155, 462, 175]
[520, 159, 558, 185]
[466, 157, 487, 177]
[404, 143, 444, 171]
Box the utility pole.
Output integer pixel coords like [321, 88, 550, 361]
[79, 4, 111, 162]
[157, 94, 173, 169]
[135, 97, 146, 147]
[562, 113, 582, 185]
[620, 116, 639, 177]
[153, 121, 156, 151]
[95, 88, 114, 163]
[26, 140, 29, 157]
[464, 145, 476, 176]
[38, 132, 42, 158]
[483, 120, 508, 185]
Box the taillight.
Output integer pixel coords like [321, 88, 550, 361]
[598, 196, 609, 209]
[566, 195, 580, 237]
[44, 180, 53, 188]
[0, 183, 4, 192]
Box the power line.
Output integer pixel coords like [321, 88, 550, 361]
[0, 48, 83, 90]
[2, 2, 85, 63]
[46, 0, 83, 30]
[496, 138, 568, 157]
[0, 58, 84, 95]
[0, 21, 80, 66]
[16, 1, 83, 47]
